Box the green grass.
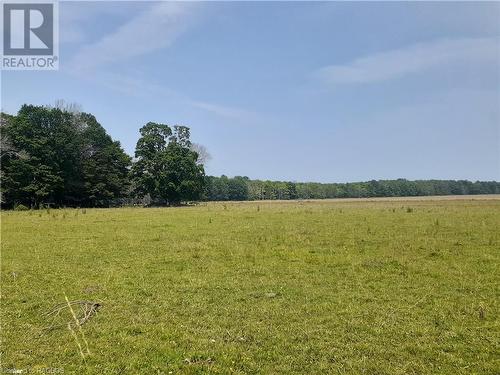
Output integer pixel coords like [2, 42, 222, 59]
[1, 199, 499, 374]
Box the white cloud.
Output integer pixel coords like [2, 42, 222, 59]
[68, 2, 199, 71]
[89, 71, 181, 99]
[316, 37, 500, 84]
[62, 2, 257, 123]
[60, 2, 145, 45]
[66, 69, 257, 123]
[191, 101, 254, 120]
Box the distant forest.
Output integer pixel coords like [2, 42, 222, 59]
[1, 104, 499, 209]
[204, 176, 500, 201]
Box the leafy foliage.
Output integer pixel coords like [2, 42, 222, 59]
[1, 105, 130, 208]
[79, 113, 131, 207]
[131, 123, 205, 205]
[204, 177, 500, 201]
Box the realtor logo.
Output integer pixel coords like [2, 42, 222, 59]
[1, 1, 58, 70]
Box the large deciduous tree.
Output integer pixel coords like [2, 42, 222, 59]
[79, 113, 131, 207]
[0, 105, 131, 208]
[131, 123, 205, 205]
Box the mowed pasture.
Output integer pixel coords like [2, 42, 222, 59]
[1, 198, 499, 374]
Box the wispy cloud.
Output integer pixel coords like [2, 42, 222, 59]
[86, 71, 181, 99]
[68, 2, 199, 71]
[69, 69, 257, 123]
[191, 101, 255, 121]
[315, 37, 500, 84]
[60, 2, 142, 45]
[63, 2, 256, 123]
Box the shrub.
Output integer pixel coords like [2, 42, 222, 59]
[14, 204, 29, 211]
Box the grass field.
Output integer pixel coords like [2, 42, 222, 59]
[1, 198, 499, 374]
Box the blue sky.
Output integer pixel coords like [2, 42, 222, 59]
[1, 1, 499, 182]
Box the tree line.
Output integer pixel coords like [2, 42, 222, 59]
[1, 104, 498, 209]
[1, 104, 203, 208]
[203, 176, 500, 201]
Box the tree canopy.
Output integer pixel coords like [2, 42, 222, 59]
[1, 105, 130, 208]
[131, 123, 205, 205]
[203, 177, 500, 201]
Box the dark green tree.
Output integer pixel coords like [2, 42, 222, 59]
[285, 182, 298, 199]
[1, 105, 77, 207]
[131, 123, 205, 205]
[79, 113, 131, 206]
[228, 176, 249, 201]
[1, 105, 130, 208]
